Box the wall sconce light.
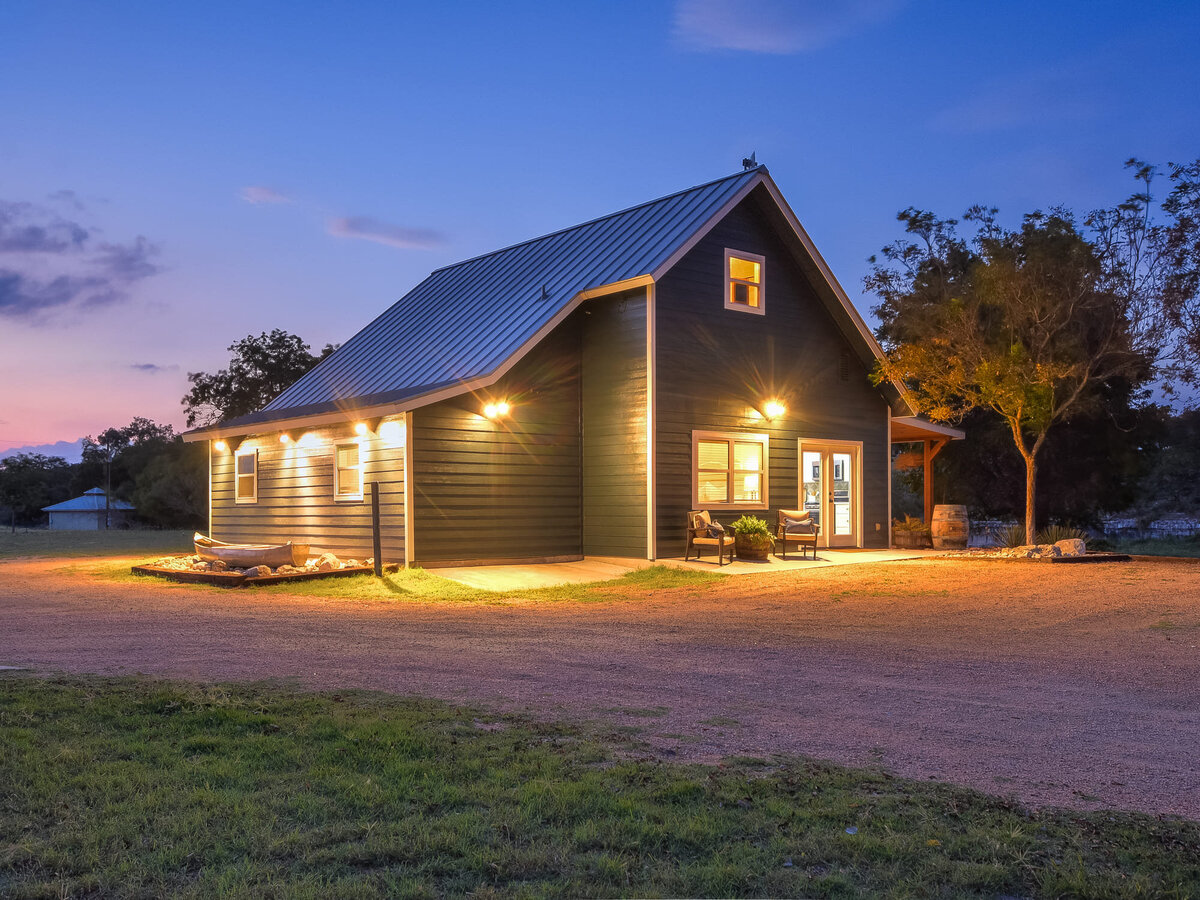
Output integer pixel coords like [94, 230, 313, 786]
[279, 433, 292, 444]
[354, 422, 369, 436]
[763, 400, 787, 420]
[214, 439, 228, 452]
[483, 400, 511, 420]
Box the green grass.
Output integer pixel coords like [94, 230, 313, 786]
[0, 528, 195, 559]
[70, 557, 725, 605]
[1112, 535, 1200, 558]
[2, 676, 1198, 898]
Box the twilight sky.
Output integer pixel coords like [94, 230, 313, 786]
[2, 0, 1198, 459]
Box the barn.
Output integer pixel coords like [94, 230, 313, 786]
[183, 165, 960, 566]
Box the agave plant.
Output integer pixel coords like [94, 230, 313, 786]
[1036, 524, 1089, 546]
[994, 522, 1028, 548]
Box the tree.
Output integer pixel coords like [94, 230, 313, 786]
[870, 160, 1198, 544]
[0, 453, 71, 531]
[81, 418, 180, 527]
[183, 330, 336, 427]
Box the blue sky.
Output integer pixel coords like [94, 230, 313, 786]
[2, 0, 1198, 457]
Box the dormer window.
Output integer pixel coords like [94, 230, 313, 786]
[725, 249, 765, 315]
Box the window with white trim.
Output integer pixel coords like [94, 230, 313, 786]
[692, 432, 768, 509]
[334, 443, 363, 500]
[725, 248, 765, 314]
[235, 450, 257, 503]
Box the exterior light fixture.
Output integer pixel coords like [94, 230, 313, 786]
[483, 400, 511, 420]
[279, 433, 292, 444]
[214, 440, 228, 452]
[354, 422, 369, 436]
[764, 400, 786, 420]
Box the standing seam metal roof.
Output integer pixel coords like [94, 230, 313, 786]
[249, 168, 764, 423]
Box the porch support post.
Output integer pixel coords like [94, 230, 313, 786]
[923, 439, 948, 523]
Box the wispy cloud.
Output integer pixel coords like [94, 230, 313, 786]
[673, 0, 902, 54]
[326, 216, 446, 250]
[240, 185, 291, 205]
[130, 362, 179, 374]
[46, 189, 85, 211]
[0, 199, 162, 322]
[930, 67, 1100, 134]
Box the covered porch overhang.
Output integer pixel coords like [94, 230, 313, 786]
[890, 416, 966, 523]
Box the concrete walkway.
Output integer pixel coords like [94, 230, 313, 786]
[435, 548, 941, 590]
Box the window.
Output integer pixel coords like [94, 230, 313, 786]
[725, 248, 765, 314]
[234, 450, 257, 503]
[692, 431, 769, 509]
[334, 443, 363, 500]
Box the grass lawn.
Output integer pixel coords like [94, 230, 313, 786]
[1112, 535, 1200, 558]
[1, 676, 1197, 898]
[0, 529, 195, 559]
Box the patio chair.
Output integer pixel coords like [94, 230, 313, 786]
[685, 510, 735, 565]
[776, 509, 819, 560]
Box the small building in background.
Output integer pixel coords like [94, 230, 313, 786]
[42, 488, 135, 530]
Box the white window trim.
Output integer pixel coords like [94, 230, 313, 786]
[724, 248, 766, 316]
[691, 430, 769, 510]
[334, 442, 364, 502]
[234, 449, 258, 504]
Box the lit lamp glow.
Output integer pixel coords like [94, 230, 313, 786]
[279, 433, 292, 444]
[763, 400, 786, 420]
[483, 400, 511, 419]
[214, 440, 227, 452]
[354, 422, 368, 436]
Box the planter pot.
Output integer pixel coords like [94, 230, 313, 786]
[735, 534, 772, 560]
[931, 504, 970, 549]
[894, 530, 931, 549]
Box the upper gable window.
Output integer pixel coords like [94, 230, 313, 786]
[725, 249, 765, 315]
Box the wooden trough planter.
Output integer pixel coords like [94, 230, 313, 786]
[132, 562, 399, 588]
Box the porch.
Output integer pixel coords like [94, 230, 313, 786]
[436, 548, 943, 590]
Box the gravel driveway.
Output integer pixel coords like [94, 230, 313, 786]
[2, 556, 1197, 819]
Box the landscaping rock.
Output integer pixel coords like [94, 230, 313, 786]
[1054, 538, 1086, 557]
[211, 559, 228, 571]
[246, 565, 272, 577]
[276, 564, 299, 575]
[315, 552, 342, 571]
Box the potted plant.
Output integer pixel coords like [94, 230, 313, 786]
[892, 514, 932, 549]
[730, 515, 773, 560]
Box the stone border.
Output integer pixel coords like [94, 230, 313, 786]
[131, 563, 399, 588]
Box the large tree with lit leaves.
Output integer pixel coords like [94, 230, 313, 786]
[869, 160, 1200, 545]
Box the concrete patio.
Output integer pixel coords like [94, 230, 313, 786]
[435, 548, 942, 590]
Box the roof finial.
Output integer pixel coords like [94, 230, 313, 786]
[742, 151, 758, 170]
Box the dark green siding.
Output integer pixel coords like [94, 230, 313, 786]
[211, 417, 406, 563]
[411, 319, 583, 565]
[654, 187, 890, 556]
[582, 290, 648, 557]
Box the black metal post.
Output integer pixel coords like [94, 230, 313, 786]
[371, 481, 383, 577]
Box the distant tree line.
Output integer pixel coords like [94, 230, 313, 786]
[1, 330, 333, 530]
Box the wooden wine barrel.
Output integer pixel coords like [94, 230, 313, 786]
[931, 504, 969, 549]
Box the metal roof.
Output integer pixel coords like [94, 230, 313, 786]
[211, 167, 764, 431]
[43, 487, 135, 512]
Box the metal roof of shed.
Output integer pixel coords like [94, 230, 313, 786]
[43, 487, 135, 512]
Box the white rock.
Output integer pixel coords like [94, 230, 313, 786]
[315, 552, 341, 569]
[245, 565, 272, 577]
[1054, 538, 1086, 557]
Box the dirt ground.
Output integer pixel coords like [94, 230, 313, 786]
[2, 556, 1198, 819]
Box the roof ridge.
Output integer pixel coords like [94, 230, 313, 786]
[430, 166, 766, 274]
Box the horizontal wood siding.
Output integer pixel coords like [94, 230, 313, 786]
[211, 417, 405, 562]
[582, 290, 648, 557]
[655, 187, 890, 555]
[411, 318, 583, 565]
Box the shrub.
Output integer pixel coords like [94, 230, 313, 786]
[730, 515, 772, 538]
[994, 522, 1028, 548]
[892, 514, 930, 535]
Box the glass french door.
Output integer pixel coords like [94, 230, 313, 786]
[800, 443, 860, 548]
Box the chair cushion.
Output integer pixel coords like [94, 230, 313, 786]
[784, 519, 815, 534]
[779, 530, 816, 542]
[692, 534, 735, 545]
[706, 521, 726, 538]
[778, 509, 809, 524]
[689, 510, 711, 532]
